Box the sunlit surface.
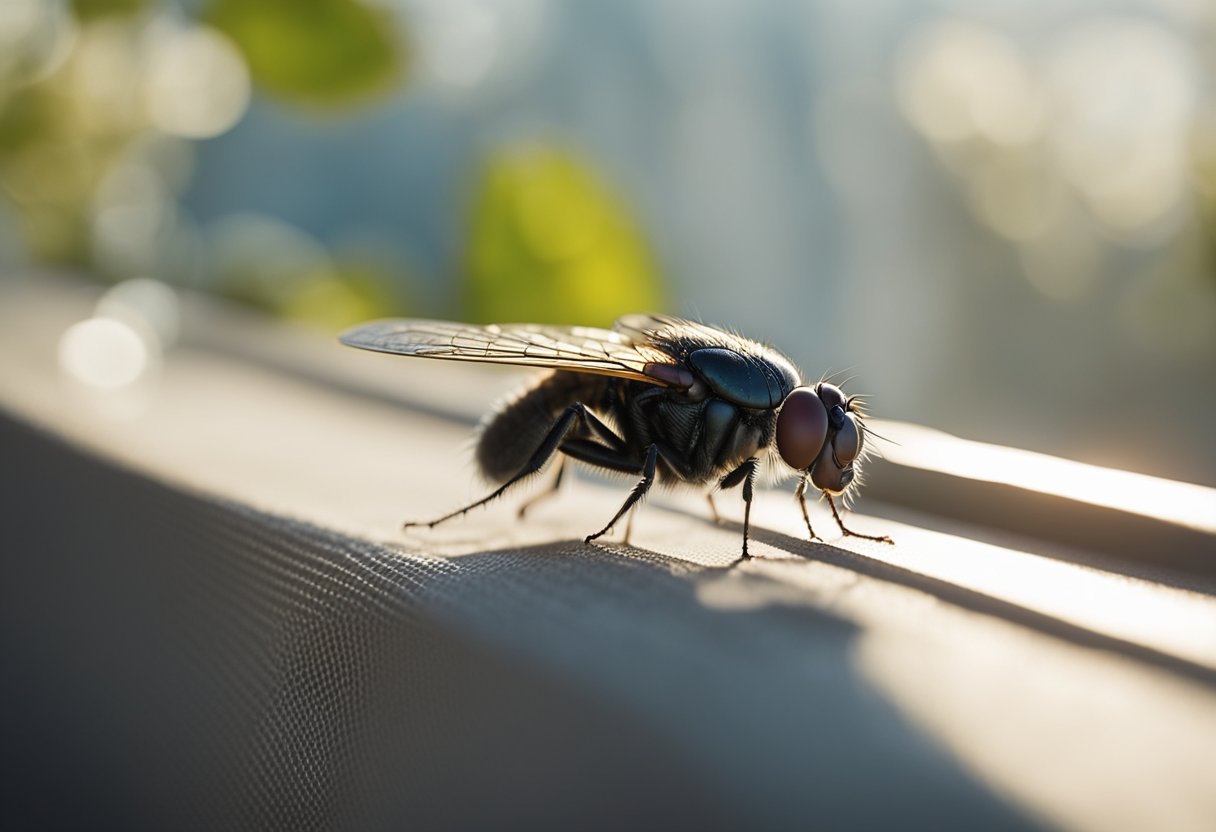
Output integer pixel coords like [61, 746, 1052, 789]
[873, 419, 1216, 534]
[57, 317, 149, 389]
[856, 616, 1216, 832]
[705, 542, 1216, 832]
[143, 23, 250, 139]
[707, 496, 1216, 830]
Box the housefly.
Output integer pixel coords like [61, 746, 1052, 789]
[340, 314, 892, 558]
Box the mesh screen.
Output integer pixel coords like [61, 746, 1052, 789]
[0, 412, 1035, 831]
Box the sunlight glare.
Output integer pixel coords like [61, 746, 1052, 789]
[871, 419, 1216, 534]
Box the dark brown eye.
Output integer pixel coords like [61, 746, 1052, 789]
[832, 414, 862, 466]
[776, 387, 828, 470]
[810, 455, 851, 493]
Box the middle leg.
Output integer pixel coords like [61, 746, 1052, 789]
[718, 458, 759, 559]
[584, 444, 661, 545]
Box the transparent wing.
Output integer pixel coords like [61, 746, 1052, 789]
[339, 318, 678, 385]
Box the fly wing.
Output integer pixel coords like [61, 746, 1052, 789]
[339, 318, 679, 385]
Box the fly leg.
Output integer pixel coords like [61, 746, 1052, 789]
[705, 493, 722, 524]
[794, 476, 822, 542]
[584, 444, 660, 545]
[826, 493, 894, 544]
[718, 458, 759, 559]
[405, 403, 607, 530]
[516, 459, 566, 519]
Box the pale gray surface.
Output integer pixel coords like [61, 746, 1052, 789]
[3, 277, 1215, 831]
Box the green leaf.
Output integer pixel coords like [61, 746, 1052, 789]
[205, 0, 407, 108]
[70, 0, 152, 21]
[464, 145, 666, 326]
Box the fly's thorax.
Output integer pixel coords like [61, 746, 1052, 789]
[687, 347, 798, 410]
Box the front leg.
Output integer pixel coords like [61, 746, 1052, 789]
[826, 493, 894, 544]
[718, 458, 759, 559]
[585, 444, 660, 545]
[794, 476, 822, 542]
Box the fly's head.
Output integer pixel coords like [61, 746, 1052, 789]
[775, 382, 866, 494]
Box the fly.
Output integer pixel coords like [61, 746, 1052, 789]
[340, 314, 893, 558]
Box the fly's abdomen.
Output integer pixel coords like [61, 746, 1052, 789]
[475, 372, 611, 483]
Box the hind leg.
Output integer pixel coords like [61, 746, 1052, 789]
[404, 403, 620, 529]
[515, 459, 567, 518]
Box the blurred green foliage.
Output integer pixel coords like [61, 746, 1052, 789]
[206, 0, 407, 109]
[70, 0, 152, 20]
[464, 146, 663, 326]
[0, 1, 667, 334]
[0, 64, 115, 267]
[209, 212, 405, 331]
[222, 261, 402, 332]
[0, 0, 413, 326]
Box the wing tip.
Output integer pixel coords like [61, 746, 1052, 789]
[338, 318, 407, 348]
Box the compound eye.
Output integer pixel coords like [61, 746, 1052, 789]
[810, 455, 852, 494]
[832, 414, 862, 466]
[776, 387, 828, 470]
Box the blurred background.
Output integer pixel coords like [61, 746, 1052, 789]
[1, 0, 1213, 486]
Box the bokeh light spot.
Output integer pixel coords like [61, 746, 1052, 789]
[1046, 18, 1196, 239]
[58, 316, 149, 389]
[899, 21, 1045, 147]
[143, 23, 250, 139]
[97, 277, 180, 347]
